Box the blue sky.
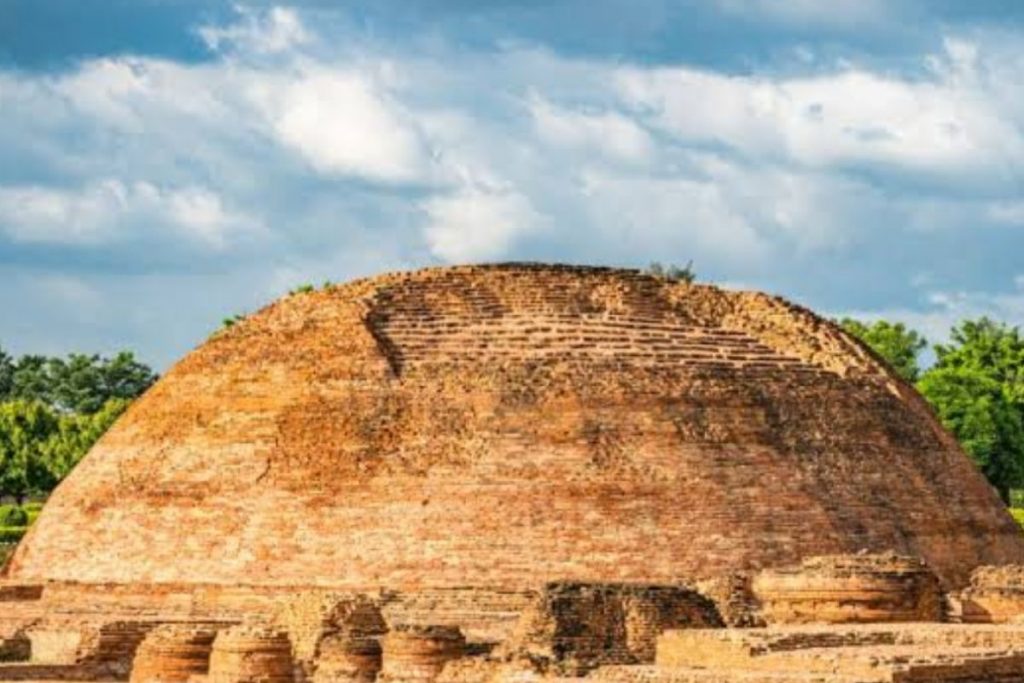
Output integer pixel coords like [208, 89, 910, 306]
[1, 0, 1023, 369]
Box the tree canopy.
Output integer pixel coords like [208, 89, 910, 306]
[0, 350, 156, 414]
[842, 316, 1024, 503]
[0, 346, 153, 502]
[838, 318, 927, 382]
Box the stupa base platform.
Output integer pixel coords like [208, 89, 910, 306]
[6, 585, 1024, 682]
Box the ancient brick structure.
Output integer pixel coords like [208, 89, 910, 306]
[0, 263, 1023, 683]
[272, 592, 388, 682]
[651, 624, 1024, 682]
[379, 626, 465, 683]
[960, 565, 1024, 624]
[129, 626, 216, 682]
[752, 553, 944, 624]
[494, 582, 722, 674]
[207, 626, 294, 683]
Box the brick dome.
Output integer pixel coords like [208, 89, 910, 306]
[7, 264, 1023, 588]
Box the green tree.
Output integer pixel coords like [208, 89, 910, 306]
[0, 401, 59, 503]
[6, 352, 155, 413]
[932, 318, 1024, 406]
[917, 366, 1024, 503]
[40, 398, 129, 482]
[0, 348, 13, 399]
[839, 318, 927, 382]
[917, 318, 1024, 503]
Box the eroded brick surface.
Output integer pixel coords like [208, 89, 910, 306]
[0, 265, 1021, 683]
[5, 265, 1019, 589]
[752, 554, 943, 624]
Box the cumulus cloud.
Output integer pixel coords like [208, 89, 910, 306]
[198, 5, 309, 55]
[529, 95, 654, 164]
[0, 180, 258, 248]
[615, 40, 1024, 188]
[837, 277, 1024, 349]
[257, 69, 427, 182]
[422, 188, 546, 262]
[2, 3, 1024, 367]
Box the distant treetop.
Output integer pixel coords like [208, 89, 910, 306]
[0, 347, 157, 414]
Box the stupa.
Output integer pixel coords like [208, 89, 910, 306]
[3, 263, 1024, 683]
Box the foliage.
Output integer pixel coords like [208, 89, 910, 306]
[918, 366, 1024, 503]
[933, 318, 1024, 407]
[0, 527, 25, 544]
[221, 313, 247, 329]
[0, 398, 129, 501]
[839, 318, 927, 382]
[840, 316, 1024, 503]
[289, 283, 315, 295]
[0, 505, 28, 526]
[0, 401, 59, 502]
[1011, 507, 1024, 529]
[917, 319, 1024, 503]
[0, 349, 12, 399]
[0, 350, 156, 414]
[0, 344, 148, 500]
[647, 261, 696, 284]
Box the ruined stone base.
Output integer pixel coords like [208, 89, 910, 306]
[7, 574, 1024, 683]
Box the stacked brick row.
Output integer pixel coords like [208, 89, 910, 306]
[378, 626, 465, 683]
[751, 554, 943, 624]
[206, 627, 294, 683]
[129, 625, 216, 682]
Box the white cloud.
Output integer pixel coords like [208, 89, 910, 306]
[256, 69, 426, 182]
[3, 4, 1024, 370]
[838, 277, 1024, 348]
[422, 188, 545, 262]
[0, 180, 258, 248]
[615, 39, 1024, 185]
[989, 201, 1024, 226]
[576, 169, 768, 263]
[529, 95, 654, 164]
[199, 5, 309, 55]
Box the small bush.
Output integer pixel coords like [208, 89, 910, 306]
[289, 283, 315, 296]
[0, 505, 28, 527]
[1011, 508, 1024, 529]
[0, 527, 27, 544]
[646, 261, 696, 284]
[221, 313, 246, 329]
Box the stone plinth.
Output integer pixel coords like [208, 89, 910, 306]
[751, 554, 943, 624]
[130, 625, 216, 682]
[380, 625, 465, 683]
[207, 627, 294, 683]
[961, 565, 1024, 623]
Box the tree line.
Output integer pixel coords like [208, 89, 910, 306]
[840, 317, 1024, 504]
[0, 348, 157, 503]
